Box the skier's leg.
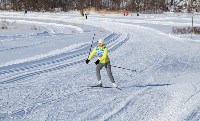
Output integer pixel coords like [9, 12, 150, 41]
[96, 63, 104, 81]
[105, 62, 115, 83]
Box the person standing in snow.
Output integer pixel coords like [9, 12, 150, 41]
[24, 10, 28, 15]
[85, 13, 87, 19]
[86, 38, 118, 88]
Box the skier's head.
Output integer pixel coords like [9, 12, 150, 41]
[98, 38, 104, 47]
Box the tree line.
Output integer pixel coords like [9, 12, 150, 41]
[1, 0, 200, 14]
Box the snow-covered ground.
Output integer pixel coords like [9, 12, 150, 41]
[0, 11, 200, 121]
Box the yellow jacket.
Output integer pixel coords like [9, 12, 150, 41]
[88, 45, 110, 64]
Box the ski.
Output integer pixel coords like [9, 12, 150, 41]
[82, 85, 122, 90]
[90, 85, 112, 88]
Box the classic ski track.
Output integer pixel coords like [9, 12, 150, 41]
[185, 107, 200, 121]
[0, 33, 129, 84]
[0, 33, 119, 84]
[0, 33, 118, 76]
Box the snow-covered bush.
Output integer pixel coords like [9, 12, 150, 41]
[172, 26, 200, 34]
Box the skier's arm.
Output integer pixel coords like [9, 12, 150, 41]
[99, 47, 108, 61]
[88, 48, 96, 60]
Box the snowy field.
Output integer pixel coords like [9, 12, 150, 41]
[0, 11, 200, 121]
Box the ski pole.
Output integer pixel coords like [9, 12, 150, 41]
[111, 65, 136, 72]
[88, 34, 95, 58]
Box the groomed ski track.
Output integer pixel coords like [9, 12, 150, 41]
[0, 12, 200, 121]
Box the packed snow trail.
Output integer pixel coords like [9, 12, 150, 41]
[0, 12, 200, 121]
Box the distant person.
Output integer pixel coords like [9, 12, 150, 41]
[137, 12, 139, 16]
[86, 38, 118, 88]
[124, 11, 128, 16]
[125, 11, 128, 16]
[24, 10, 28, 15]
[85, 13, 87, 19]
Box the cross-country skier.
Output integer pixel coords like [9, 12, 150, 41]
[86, 38, 118, 88]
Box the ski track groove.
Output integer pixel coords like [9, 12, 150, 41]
[0, 33, 129, 84]
[185, 107, 200, 121]
[0, 33, 117, 76]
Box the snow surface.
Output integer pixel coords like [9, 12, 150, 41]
[0, 11, 200, 121]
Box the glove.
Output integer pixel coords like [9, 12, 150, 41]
[86, 59, 90, 64]
[95, 59, 100, 65]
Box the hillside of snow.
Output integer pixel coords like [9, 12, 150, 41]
[0, 11, 200, 121]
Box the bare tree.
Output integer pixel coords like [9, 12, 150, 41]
[3, 0, 200, 13]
